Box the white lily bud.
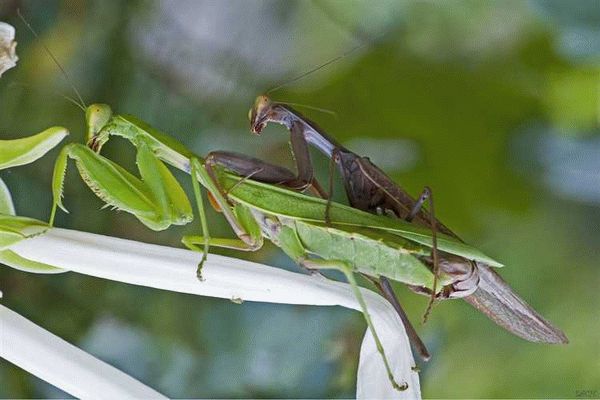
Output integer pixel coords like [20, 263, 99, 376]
[0, 22, 18, 77]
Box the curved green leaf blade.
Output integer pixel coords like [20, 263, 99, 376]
[0, 215, 48, 250]
[0, 127, 68, 170]
[0, 249, 65, 273]
[0, 177, 15, 215]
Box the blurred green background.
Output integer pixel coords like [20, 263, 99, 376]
[1, 0, 599, 398]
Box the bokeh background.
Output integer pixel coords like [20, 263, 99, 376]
[1, 0, 599, 397]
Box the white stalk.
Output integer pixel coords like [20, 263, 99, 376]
[7, 228, 421, 399]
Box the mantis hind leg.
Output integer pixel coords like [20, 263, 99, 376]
[323, 148, 339, 225]
[301, 258, 408, 392]
[369, 276, 431, 362]
[189, 157, 211, 279]
[405, 186, 439, 323]
[188, 157, 263, 280]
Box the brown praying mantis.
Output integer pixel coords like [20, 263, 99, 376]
[246, 94, 569, 358]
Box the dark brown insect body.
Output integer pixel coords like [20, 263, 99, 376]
[248, 95, 568, 345]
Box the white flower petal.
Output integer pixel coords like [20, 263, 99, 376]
[9, 227, 420, 398]
[0, 22, 18, 77]
[0, 304, 166, 398]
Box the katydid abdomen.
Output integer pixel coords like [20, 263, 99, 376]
[292, 219, 476, 293]
[293, 220, 436, 288]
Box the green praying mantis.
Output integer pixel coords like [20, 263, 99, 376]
[46, 102, 506, 390]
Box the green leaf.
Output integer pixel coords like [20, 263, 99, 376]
[0, 215, 49, 250]
[0, 177, 15, 215]
[0, 127, 68, 170]
[0, 250, 65, 273]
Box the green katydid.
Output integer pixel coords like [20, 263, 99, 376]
[48, 103, 505, 390]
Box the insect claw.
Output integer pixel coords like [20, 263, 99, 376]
[391, 378, 409, 392]
[196, 268, 205, 282]
[422, 297, 436, 324]
[196, 254, 208, 282]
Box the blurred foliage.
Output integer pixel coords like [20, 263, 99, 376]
[0, 0, 599, 398]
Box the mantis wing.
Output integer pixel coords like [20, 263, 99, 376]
[465, 264, 568, 344]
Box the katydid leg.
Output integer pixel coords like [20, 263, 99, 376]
[187, 157, 264, 278]
[201, 157, 262, 249]
[190, 157, 210, 277]
[301, 258, 408, 392]
[182, 236, 260, 252]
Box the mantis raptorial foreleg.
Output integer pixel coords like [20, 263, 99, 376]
[50, 142, 193, 230]
[289, 122, 326, 196]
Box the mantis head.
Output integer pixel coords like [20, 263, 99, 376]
[85, 104, 112, 151]
[248, 95, 272, 135]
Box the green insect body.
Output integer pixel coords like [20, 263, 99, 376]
[293, 221, 437, 287]
[88, 106, 194, 172]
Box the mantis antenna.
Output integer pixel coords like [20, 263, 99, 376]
[275, 101, 338, 118]
[266, 31, 385, 94]
[17, 9, 87, 110]
[6, 81, 86, 112]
